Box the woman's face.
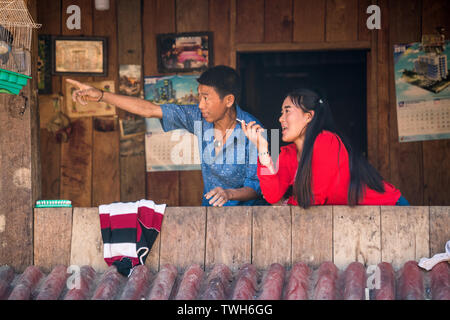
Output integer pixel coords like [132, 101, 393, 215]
[279, 96, 313, 142]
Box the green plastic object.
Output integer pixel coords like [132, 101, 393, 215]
[35, 200, 72, 208]
[0, 68, 32, 95]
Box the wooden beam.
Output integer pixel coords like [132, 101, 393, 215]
[252, 206, 291, 269]
[236, 41, 371, 52]
[159, 207, 206, 271]
[381, 206, 430, 270]
[69, 207, 106, 272]
[292, 206, 333, 268]
[333, 206, 381, 269]
[34, 208, 72, 273]
[293, 0, 325, 42]
[205, 206, 252, 271]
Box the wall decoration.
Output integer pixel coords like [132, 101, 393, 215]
[52, 36, 107, 76]
[119, 116, 146, 139]
[157, 31, 213, 73]
[37, 34, 52, 94]
[393, 36, 450, 142]
[143, 74, 201, 171]
[65, 80, 115, 118]
[119, 64, 142, 97]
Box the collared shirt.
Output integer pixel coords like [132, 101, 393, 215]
[160, 103, 263, 206]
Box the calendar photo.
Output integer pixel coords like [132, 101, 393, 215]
[393, 38, 450, 142]
[143, 75, 201, 171]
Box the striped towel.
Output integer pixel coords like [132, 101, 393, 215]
[99, 199, 165, 276]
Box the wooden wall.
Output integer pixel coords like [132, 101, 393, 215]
[36, 0, 450, 207]
[33, 205, 450, 273]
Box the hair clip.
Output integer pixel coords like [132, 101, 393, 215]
[318, 99, 324, 104]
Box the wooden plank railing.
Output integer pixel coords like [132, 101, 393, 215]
[33, 206, 449, 273]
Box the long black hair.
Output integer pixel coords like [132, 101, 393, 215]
[286, 88, 385, 208]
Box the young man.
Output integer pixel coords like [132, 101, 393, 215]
[68, 65, 264, 206]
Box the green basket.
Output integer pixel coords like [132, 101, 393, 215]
[0, 68, 32, 95]
[35, 200, 72, 208]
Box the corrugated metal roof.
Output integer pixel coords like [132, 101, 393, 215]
[0, 260, 448, 300]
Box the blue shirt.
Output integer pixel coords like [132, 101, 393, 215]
[160, 103, 263, 206]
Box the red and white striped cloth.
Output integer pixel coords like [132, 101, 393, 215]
[99, 200, 165, 276]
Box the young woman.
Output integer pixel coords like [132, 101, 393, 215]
[241, 88, 408, 208]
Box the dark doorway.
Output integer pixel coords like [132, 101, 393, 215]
[238, 50, 368, 156]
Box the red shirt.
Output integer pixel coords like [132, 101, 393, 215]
[257, 131, 401, 205]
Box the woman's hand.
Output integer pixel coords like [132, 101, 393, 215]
[66, 79, 103, 105]
[204, 187, 232, 207]
[240, 120, 268, 153]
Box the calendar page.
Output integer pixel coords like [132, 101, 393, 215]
[145, 131, 201, 172]
[143, 75, 201, 171]
[394, 40, 450, 142]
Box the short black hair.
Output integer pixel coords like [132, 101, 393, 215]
[197, 65, 241, 105]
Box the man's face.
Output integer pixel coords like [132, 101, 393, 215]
[197, 84, 233, 123]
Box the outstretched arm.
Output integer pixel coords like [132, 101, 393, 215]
[66, 79, 163, 119]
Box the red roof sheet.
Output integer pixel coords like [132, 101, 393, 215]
[0, 260, 448, 300]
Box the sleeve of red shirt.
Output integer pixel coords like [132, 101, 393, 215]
[257, 150, 292, 204]
[311, 132, 345, 205]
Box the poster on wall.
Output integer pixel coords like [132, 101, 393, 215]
[393, 36, 450, 142]
[143, 75, 201, 171]
[119, 64, 143, 97]
[65, 80, 116, 118]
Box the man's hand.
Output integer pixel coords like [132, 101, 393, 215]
[204, 187, 233, 207]
[66, 79, 103, 105]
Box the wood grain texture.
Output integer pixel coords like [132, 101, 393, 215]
[117, 0, 142, 65]
[60, 118, 93, 207]
[381, 206, 430, 270]
[388, 0, 423, 205]
[93, 0, 118, 83]
[205, 206, 252, 271]
[292, 206, 333, 268]
[142, 0, 177, 76]
[34, 208, 72, 273]
[235, 0, 264, 43]
[0, 92, 34, 271]
[325, 0, 358, 42]
[176, 0, 209, 32]
[146, 171, 180, 206]
[375, 0, 391, 181]
[159, 207, 206, 270]
[92, 118, 120, 206]
[69, 207, 106, 272]
[423, 140, 450, 205]
[179, 171, 203, 206]
[421, 0, 450, 206]
[333, 206, 381, 269]
[264, 0, 293, 43]
[357, 0, 372, 42]
[293, 0, 325, 42]
[429, 207, 450, 256]
[39, 129, 61, 200]
[252, 206, 291, 269]
[209, 0, 231, 66]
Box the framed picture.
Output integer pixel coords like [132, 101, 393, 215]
[119, 116, 146, 139]
[52, 36, 107, 76]
[157, 32, 213, 73]
[65, 80, 116, 118]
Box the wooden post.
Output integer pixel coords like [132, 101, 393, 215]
[0, 0, 40, 272]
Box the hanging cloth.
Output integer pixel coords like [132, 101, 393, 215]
[99, 199, 165, 277]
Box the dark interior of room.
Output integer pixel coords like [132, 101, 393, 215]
[238, 50, 368, 157]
